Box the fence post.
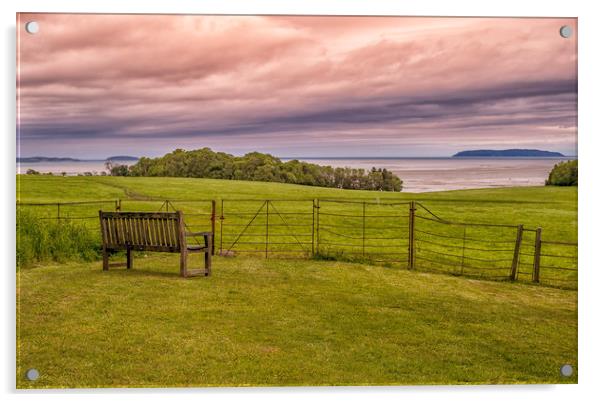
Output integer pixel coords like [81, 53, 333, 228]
[408, 201, 416, 269]
[532, 227, 542, 283]
[316, 199, 320, 255]
[265, 200, 269, 258]
[115, 199, 121, 211]
[211, 200, 216, 255]
[460, 225, 467, 276]
[362, 201, 366, 257]
[57, 203, 61, 222]
[219, 199, 224, 256]
[311, 199, 316, 257]
[510, 224, 524, 281]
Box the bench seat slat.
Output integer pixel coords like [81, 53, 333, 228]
[109, 218, 116, 245]
[167, 219, 178, 245]
[145, 217, 151, 246]
[160, 218, 168, 247]
[162, 217, 168, 246]
[170, 218, 178, 247]
[137, 218, 143, 245]
[143, 218, 149, 245]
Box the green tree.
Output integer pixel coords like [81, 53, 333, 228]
[545, 160, 577, 186]
[125, 147, 404, 192]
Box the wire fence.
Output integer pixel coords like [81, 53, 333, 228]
[316, 199, 410, 265]
[219, 199, 315, 258]
[17, 198, 577, 289]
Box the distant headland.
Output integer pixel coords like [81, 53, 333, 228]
[17, 156, 81, 163]
[452, 149, 565, 158]
[17, 156, 139, 163]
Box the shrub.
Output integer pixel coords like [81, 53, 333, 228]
[17, 210, 101, 268]
[545, 160, 578, 186]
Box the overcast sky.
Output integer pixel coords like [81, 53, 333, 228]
[17, 14, 577, 159]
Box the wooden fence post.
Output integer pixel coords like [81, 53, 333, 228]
[532, 227, 542, 283]
[362, 201, 366, 257]
[57, 203, 61, 222]
[460, 225, 467, 276]
[316, 199, 320, 255]
[311, 199, 316, 257]
[219, 199, 224, 256]
[510, 224, 524, 281]
[265, 200, 269, 258]
[210, 200, 216, 255]
[408, 201, 416, 269]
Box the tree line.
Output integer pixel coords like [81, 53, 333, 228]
[545, 160, 577, 186]
[107, 148, 403, 192]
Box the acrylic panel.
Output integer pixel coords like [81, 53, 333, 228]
[16, 13, 577, 388]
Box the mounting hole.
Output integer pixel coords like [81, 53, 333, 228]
[559, 25, 572, 39]
[25, 21, 39, 34]
[560, 364, 573, 377]
[25, 368, 40, 381]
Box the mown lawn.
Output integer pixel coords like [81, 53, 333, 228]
[17, 254, 577, 388]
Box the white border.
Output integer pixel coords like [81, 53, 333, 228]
[3, 1, 601, 401]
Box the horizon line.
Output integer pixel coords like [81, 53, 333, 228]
[17, 154, 578, 161]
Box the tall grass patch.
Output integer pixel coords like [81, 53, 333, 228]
[17, 209, 100, 268]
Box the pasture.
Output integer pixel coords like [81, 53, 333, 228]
[16, 175, 578, 387]
[17, 176, 578, 287]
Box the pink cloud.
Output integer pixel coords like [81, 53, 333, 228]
[17, 14, 577, 158]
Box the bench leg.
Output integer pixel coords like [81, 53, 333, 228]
[102, 248, 109, 271]
[126, 247, 133, 270]
[180, 250, 188, 278]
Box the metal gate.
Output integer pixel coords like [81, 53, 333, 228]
[219, 199, 315, 258]
[316, 199, 411, 266]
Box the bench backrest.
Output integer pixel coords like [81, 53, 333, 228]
[99, 211, 184, 252]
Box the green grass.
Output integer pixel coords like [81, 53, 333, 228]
[17, 176, 578, 287]
[17, 254, 577, 387]
[15, 175, 578, 386]
[17, 209, 100, 267]
[16, 175, 577, 237]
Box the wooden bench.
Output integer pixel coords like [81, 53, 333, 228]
[99, 211, 212, 277]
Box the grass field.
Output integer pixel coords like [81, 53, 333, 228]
[16, 175, 578, 386]
[16, 175, 578, 238]
[17, 254, 577, 387]
[17, 176, 578, 286]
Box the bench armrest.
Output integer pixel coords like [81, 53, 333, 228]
[185, 231, 213, 237]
